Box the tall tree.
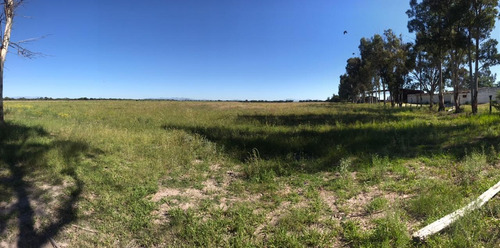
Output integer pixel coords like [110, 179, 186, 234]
[338, 74, 352, 102]
[371, 35, 387, 105]
[411, 48, 440, 109]
[338, 57, 364, 102]
[407, 0, 454, 111]
[445, 47, 469, 112]
[447, 3, 469, 113]
[385, 31, 414, 107]
[478, 68, 497, 87]
[462, 0, 499, 114]
[359, 35, 385, 104]
[359, 33, 397, 106]
[349, 31, 413, 106]
[476, 39, 500, 88]
[358, 37, 375, 103]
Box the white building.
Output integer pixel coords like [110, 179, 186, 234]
[407, 87, 500, 105]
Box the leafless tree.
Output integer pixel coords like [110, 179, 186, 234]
[0, 0, 42, 123]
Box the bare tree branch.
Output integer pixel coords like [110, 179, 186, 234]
[6, 34, 50, 58]
[13, 0, 23, 9]
[15, 34, 50, 44]
[9, 41, 45, 59]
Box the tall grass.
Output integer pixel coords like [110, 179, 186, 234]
[1, 101, 499, 246]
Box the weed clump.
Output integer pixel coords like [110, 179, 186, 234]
[457, 151, 487, 188]
[242, 148, 292, 182]
[366, 197, 388, 213]
[369, 212, 410, 247]
[242, 148, 276, 183]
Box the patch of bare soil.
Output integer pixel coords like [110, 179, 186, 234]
[191, 159, 203, 165]
[0, 178, 74, 247]
[253, 201, 291, 238]
[209, 163, 220, 172]
[203, 179, 225, 194]
[406, 161, 441, 181]
[151, 187, 205, 218]
[319, 189, 339, 219]
[343, 186, 412, 231]
[251, 188, 341, 245]
[152, 166, 260, 223]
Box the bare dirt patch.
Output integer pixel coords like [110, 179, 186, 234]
[151, 188, 182, 202]
[253, 201, 292, 238]
[345, 187, 383, 215]
[342, 186, 412, 230]
[319, 189, 339, 218]
[209, 163, 220, 171]
[152, 168, 259, 223]
[191, 159, 203, 165]
[202, 179, 225, 194]
[0, 179, 75, 247]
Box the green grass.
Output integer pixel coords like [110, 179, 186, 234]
[0, 101, 500, 247]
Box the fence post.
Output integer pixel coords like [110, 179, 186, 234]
[490, 95, 492, 114]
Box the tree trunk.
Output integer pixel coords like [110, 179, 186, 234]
[452, 50, 461, 113]
[399, 91, 403, 107]
[378, 81, 381, 104]
[453, 91, 460, 113]
[438, 59, 445, 111]
[0, 64, 3, 123]
[0, 0, 14, 124]
[429, 92, 434, 109]
[467, 33, 474, 112]
[419, 82, 423, 107]
[472, 34, 480, 114]
[383, 82, 386, 106]
[390, 88, 395, 107]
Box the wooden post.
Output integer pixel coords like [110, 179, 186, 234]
[489, 95, 492, 114]
[412, 179, 500, 241]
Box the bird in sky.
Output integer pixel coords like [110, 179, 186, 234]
[343, 30, 348, 35]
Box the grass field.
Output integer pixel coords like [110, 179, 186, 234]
[1, 100, 500, 247]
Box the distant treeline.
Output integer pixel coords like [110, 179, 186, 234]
[4, 97, 133, 101]
[4, 97, 327, 103]
[326, 94, 342, 102]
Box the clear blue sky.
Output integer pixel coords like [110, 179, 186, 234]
[4, 1, 500, 100]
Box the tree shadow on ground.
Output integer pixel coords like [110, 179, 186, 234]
[163, 114, 500, 173]
[236, 112, 415, 126]
[0, 123, 92, 247]
[308, 103, 425, 113]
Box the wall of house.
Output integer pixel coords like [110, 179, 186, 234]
[407, 94, 419, 103]
[457, 92, 471, 104]
[444, 94, 453, 104]
[407, 87, 500, 105]
[477, 87, 500, 103]
[407, 94, 441, 104]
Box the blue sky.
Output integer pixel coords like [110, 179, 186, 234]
[3, 1, 500, 100]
